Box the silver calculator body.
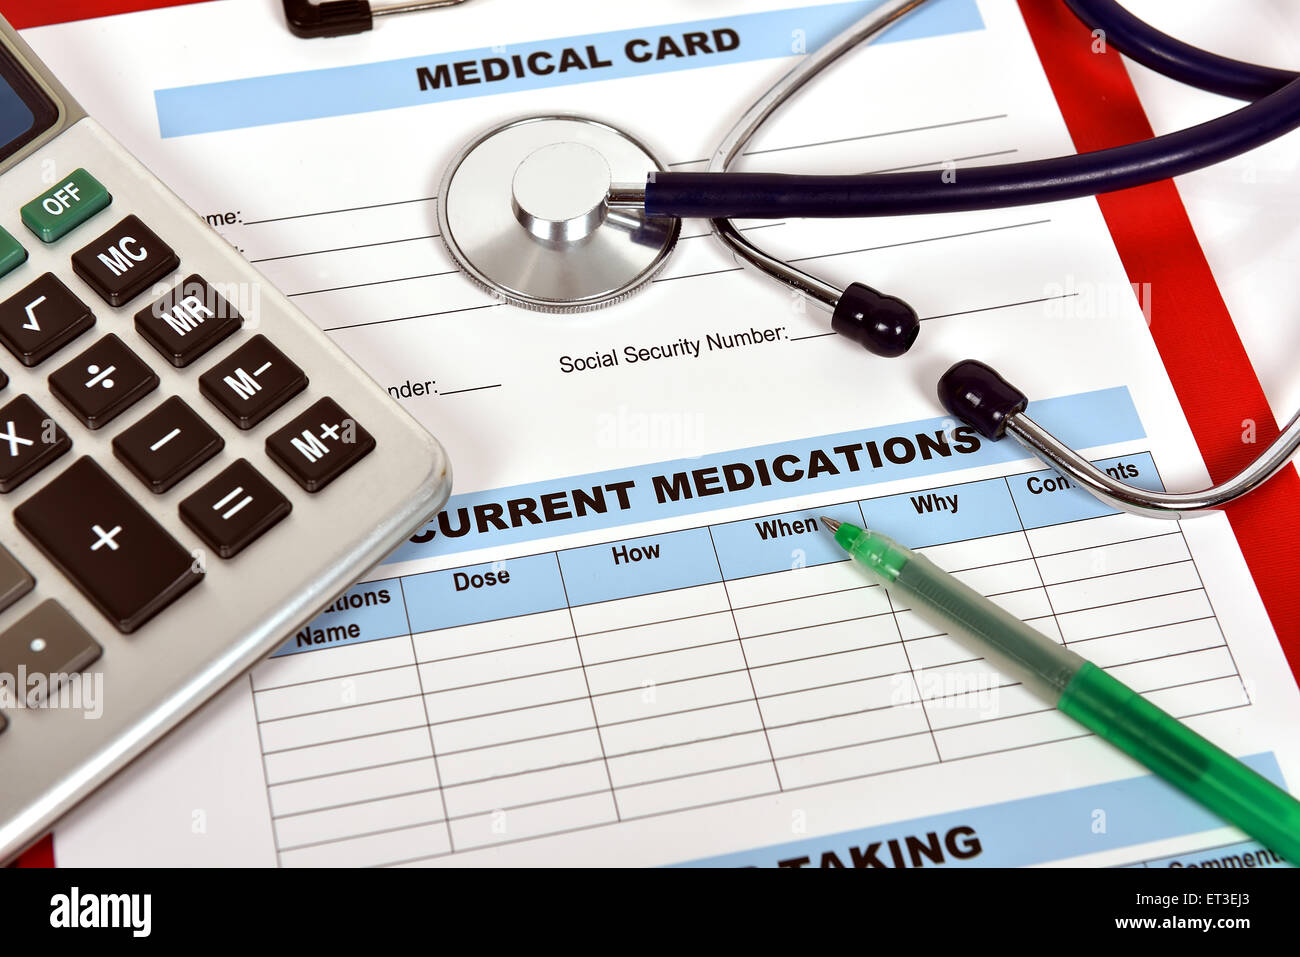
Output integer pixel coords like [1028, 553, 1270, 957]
[0, 18, 451, 861]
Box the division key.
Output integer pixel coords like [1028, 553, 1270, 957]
[14, 457, 203, 632]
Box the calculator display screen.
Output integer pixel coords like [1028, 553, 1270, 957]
[0, 42, 58, 165]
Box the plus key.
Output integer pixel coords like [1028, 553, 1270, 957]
[14, 457, 203, 632]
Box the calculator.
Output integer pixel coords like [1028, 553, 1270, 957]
[0, 18, 451, 861]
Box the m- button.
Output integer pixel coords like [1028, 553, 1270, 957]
[71, 215, 179, 307]
[199, 334, 307, 429]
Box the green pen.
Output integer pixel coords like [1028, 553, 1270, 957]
[821, 517, 1300, 862]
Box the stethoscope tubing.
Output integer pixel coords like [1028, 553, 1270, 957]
[650, 0, 1300, 220]
[700, 0, 1300, 519]
[1064, 0, 1295, 101]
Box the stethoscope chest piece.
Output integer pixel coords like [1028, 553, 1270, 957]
[439, 114, 679, 312]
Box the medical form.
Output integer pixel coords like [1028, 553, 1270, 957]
[29, 0, 1300, 867]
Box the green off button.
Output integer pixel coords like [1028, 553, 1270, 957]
[21, 169, 112, 243]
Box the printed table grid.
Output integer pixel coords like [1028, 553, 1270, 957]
[250, 452, 1249, 866]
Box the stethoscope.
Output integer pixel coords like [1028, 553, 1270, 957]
[436, 0, 1300, 520]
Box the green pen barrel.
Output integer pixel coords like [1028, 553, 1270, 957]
[838, 522, 1085, 700]
[1060, 662, 1300, 862]
[836, 521, 1300, 862]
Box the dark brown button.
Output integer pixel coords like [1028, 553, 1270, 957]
[0, 542, 34, 614]
[199, 334, 306, 430]
[135, 274, 242, 368]
[0, 368, 8, 391]
[0, 394, 72, 493]
[14, 457, 203, 633]
[0, 601, 101, 708]
[112, 396, 223, 493]
[0, 273, 95, 367]
[70, 214, 179, 307]
[180, 458, 291, 559]
[48, 334, 159, 430]
[266, 397, 375, 492]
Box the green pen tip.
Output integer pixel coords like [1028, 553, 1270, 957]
[820, 516, 841, 533]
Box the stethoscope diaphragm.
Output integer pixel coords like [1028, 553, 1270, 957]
[438, 114, 679, 313]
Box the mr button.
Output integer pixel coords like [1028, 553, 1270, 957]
[135, 275, 242, 367]
[267, 398, 375, 492]
[71, 215, 179, 307]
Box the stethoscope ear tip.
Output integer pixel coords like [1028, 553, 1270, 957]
[830, 282, 920, 358]
[937, 359, 1028, 440]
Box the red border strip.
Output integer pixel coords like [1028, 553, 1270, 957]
[1017, 0, 1300, 685]
[3, 0, 215, 29]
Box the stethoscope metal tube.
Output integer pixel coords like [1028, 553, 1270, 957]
[938, 360, 1300, 521]
[703, 0, 928, 356]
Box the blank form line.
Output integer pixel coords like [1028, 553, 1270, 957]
[288, 270, 458, 298]
[922, 292, 1079, 321]
[789, 331, 836, 342]
[440, 383, 502, 396]
[243, 195, 437, 226]
[665, 113, 1010, 166]
[651, 266, 743, 284]
[787, 218, 1051, 264]
[745, 114, 1010, 158]
[250, 234, 440, 263]
[866, 147, 1018, 175]
[678, 222, 786, 241]
[323, 301, 505, 332]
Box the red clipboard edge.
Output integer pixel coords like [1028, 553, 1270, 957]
[1016, 0, 1300, 689]
[5, 0, 217, 30]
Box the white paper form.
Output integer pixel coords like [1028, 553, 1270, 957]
[30, 0, 1299, 867]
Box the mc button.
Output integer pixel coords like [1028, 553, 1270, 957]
[71, 215, 179, 307]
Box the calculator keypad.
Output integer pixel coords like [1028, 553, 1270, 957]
[0, 273, 95, 367]
[49, 333, 159, 430]
[71, 214, 179, 307]
[14, 457, 203, 633]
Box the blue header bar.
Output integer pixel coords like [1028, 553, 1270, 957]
[679, 752, 1286, 867]
[155, 1, 982, 137]
[387, 387, 1144, 564]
